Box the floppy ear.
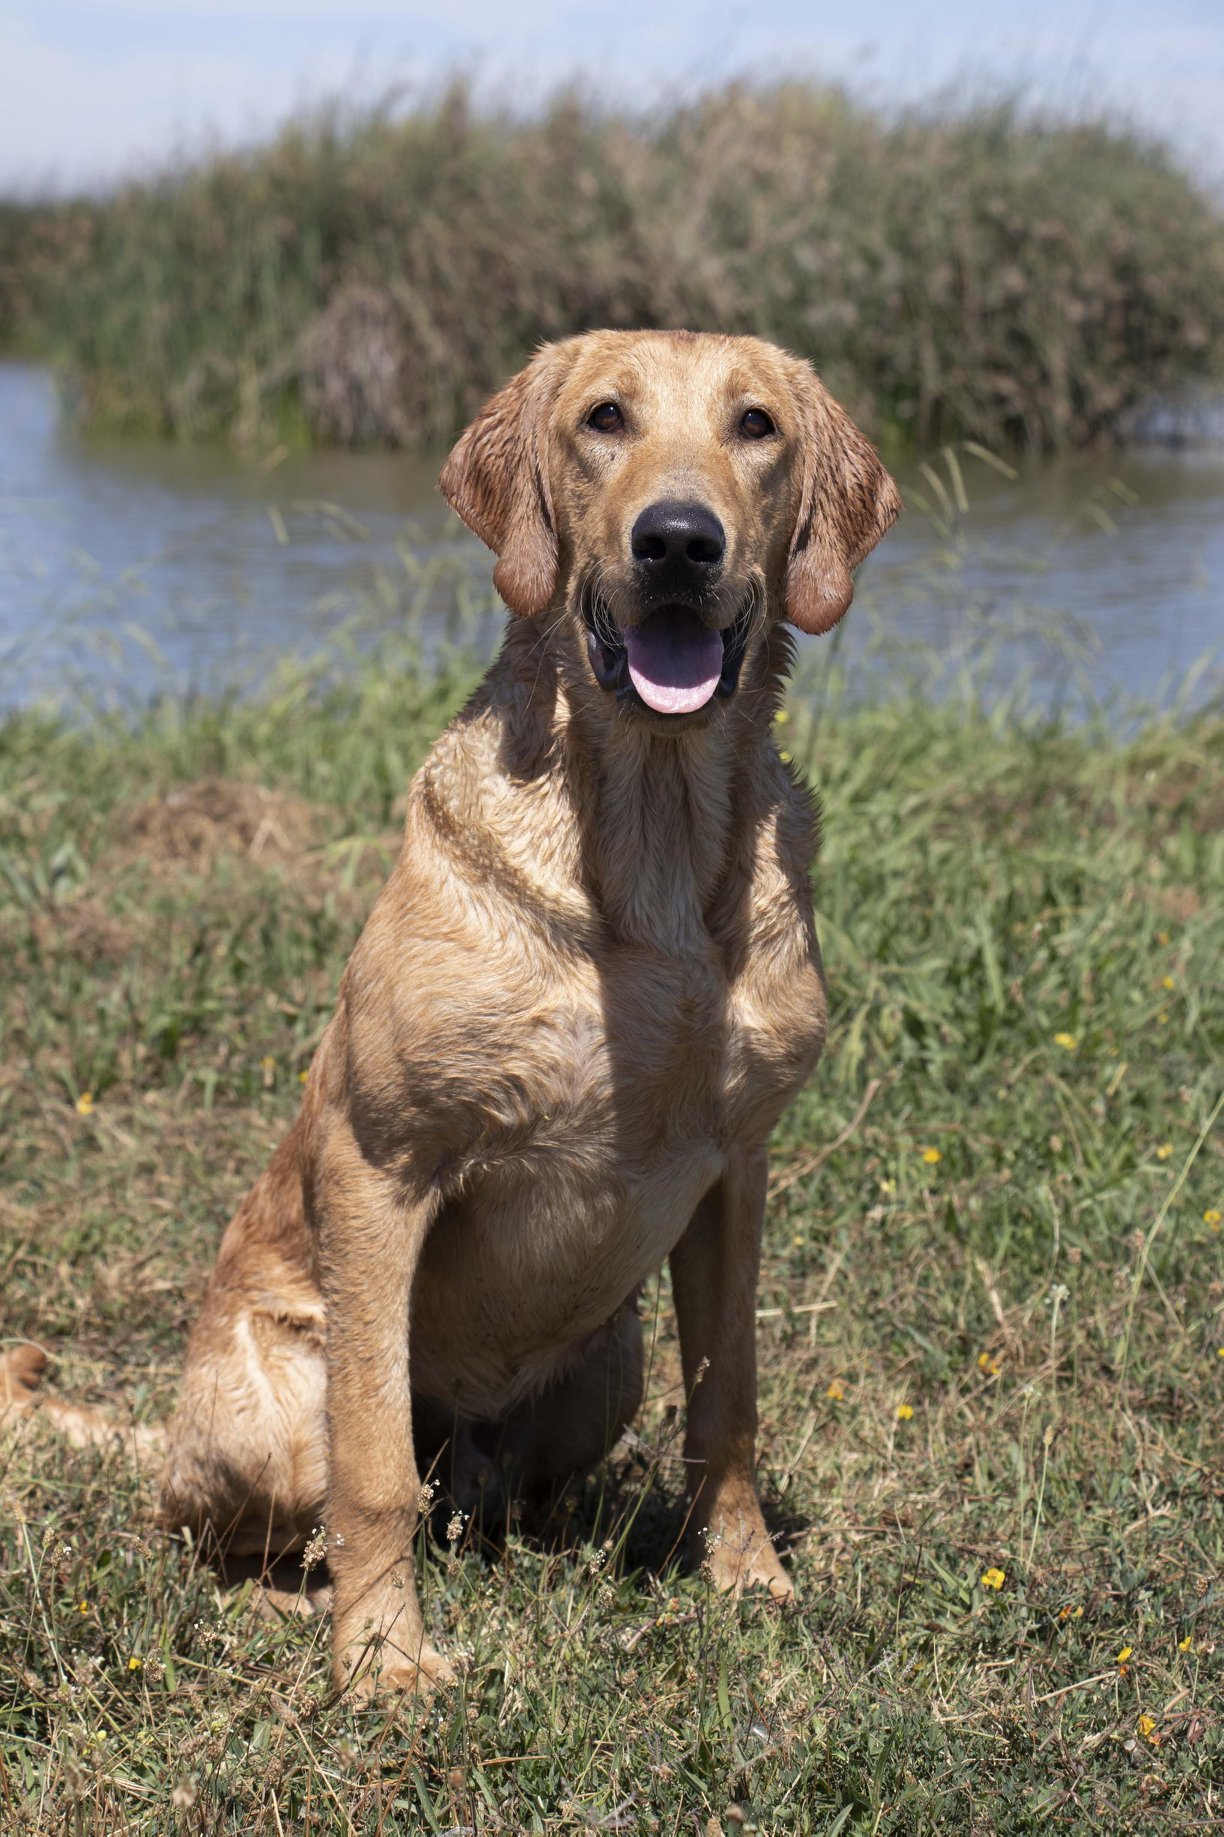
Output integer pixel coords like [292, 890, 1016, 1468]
[438, 345, 568, 619]
[786, 370, 901, 635]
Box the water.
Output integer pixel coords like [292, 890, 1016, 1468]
[1, 360, 1220, 719]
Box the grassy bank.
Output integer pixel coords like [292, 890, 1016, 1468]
[5, 83, 1224, 454]
[0, 641, 1221, 1832]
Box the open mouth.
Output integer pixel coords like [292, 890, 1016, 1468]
[583, 599, 753, 716]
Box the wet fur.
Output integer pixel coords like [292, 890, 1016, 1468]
[3, 331, 899, 1697]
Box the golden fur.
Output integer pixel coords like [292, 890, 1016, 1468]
[3, 330, 899, 1698]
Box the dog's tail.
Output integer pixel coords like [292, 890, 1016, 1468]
[1, 1342, 165, 1467]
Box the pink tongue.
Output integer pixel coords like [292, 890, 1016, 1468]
[624, 610, 724, 715]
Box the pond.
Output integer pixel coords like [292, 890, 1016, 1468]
[1, 361, 1220, 720]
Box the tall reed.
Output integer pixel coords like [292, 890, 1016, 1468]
[5, 81, 1224, 452]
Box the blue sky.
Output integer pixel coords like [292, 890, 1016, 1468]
[2, 0, 1223, 193]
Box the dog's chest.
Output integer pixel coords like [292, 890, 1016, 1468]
[415, 933, 823, 1403]
[450, 920, 825, 1203]
[413, 916, 826, 1410]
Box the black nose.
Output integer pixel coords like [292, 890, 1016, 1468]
[630, 500, 725, 576]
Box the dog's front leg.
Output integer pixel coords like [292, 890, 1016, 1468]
[669, 1146, 793, 1600]
[315, 1117, 454, 1699]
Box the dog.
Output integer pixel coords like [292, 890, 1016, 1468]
[3, 330, 899, 1699]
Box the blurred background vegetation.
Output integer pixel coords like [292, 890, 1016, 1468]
[2, 81, 1224, 455]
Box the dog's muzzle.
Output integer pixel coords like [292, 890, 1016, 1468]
[583, 596, 753, 716]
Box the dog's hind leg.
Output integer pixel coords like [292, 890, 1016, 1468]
[2, 1124, 327, 1585]
[158, 1273, 328, 1563]
[156, 1126, 329, 1572]
[4, 1114, 331, 1628]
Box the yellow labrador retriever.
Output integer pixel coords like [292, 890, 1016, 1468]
[5, 331, 899, 1698]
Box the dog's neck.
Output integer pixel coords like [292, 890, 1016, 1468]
[576, 720, 735, 951]
[473, 616, 790, 953]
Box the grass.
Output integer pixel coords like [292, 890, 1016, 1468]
[0, 629, 1222, 1833]
[4, 81, 1224, 455]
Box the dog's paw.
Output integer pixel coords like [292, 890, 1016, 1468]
[340, 1640, 457, 1703]
[700, 1522, 795, 1602]
[743, 1543, 796, 1602]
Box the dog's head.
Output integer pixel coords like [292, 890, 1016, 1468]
[440, 331, 899, 727]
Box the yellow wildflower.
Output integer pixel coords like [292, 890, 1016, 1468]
[920, 1147, 941, 1166]
[1059, 1603, 1084, 1621]
[981, 1568, 1005, 1590]
[77, 1600, 89, 1614]
[896, 1402, 914, 1421]
[1116, 1645, 1133, 1665]
[1157, 1010, 1169, 1024]
[977, 1352, 1002, 1378]
[1161, 976, 1175, 991]
[1138, 1713, 1158, 1741]
[779, 750, 793, 765]
[773, 708, 789, 725]
[1155, 1143, 1174, 1161]
[128, 1655, 143, 1672]
[298, 1068, 309, 1084]
[1179, 1636, 1193, 1652]
[75, 1092, 95, 1116]
[1053, 1032, 1077, 1051]
[1216, 1348, 1224, 1360]
[826, 1380, 845, 1403]
[1204, 1210, 1221, 1229]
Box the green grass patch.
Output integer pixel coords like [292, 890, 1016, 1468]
[4, 82, 1224, 454]
[1, 650, 1222, 1832]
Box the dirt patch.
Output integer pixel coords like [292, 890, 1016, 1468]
[1140, 768, 1224, 836]
[41, 897, 141, 963]
[0, 895, 142, 969]
[115, 778, 323, 873]
[1154, 885, 1203, 923]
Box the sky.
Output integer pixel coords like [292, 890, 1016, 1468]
[2, 0, 1223, 194]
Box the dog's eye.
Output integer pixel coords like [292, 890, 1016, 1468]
[587, 402, 623, 433]
[739, 408, 776, 440]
